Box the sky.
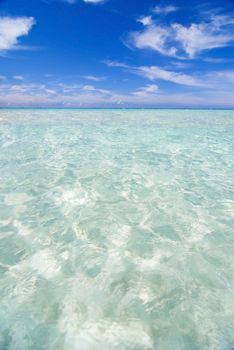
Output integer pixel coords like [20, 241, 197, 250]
[0, 0, 234, 108]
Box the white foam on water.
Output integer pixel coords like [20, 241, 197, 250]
[29, 249, 61, 279]
[63, 321, 153, 350]
[5, 193, 32, 205]
[13, 220, 31, 236]
[10, 249, 61, 280]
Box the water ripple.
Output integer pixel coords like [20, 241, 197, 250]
[0, 109, 234, 349]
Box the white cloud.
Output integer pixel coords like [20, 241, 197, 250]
[133, 84, 159, 97]
[137, 16, 153, 26]
[65, 0, 105, 4]
[129, 25, 177, 57]
[140, 84, 158, 93]
[105, 61, 204, 87]
[83, 0, 105, 3]
[203, 58, 231, 63]
[128, 14, 234, 59]
[172, 21, 234, 58]
[0, 74, 234, 107]
[82, 84, 96, 90]
[208, 70, 234, 83]
[13, 75, 24, 81]
[0, 81, 112, 107]
[135, 66, 204, 86]
[153, 5, 178, 14]
[0, 17, 35, 53]
[1, 80, 234, 108]
[84, 75, 106, 81]
[104, 60, 129, 68]
[82, 84, 111, 94]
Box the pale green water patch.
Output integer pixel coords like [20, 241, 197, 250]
[0, 109, 234, 349]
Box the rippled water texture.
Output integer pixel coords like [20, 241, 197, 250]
[0, 109, 234, 350]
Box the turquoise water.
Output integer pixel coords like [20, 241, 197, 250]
[0, 109, 234, 350]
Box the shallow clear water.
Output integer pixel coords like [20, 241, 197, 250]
[0, 109, 234, 350]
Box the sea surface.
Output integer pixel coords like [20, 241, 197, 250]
[0, 109, 234, 350]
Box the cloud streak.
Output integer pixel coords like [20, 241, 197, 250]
[13, 75, 24, 81]
[65, 0, 105, 3]
[133, 84, 159, 97]
[105, 60, 204, 87]
[153, 5, 178, 14]
[83, 75, 107, 81]
[83, 0, 105, 3]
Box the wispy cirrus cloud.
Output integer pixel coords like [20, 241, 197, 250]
[103, 60, 129, 69]
[64, 0, 105, 3]
[127, 12, 234, 59]
[0, 81, 112, 107]
[83, 0, 105, 3]
[133, 84, 159, 97]
[82, 84, 111, 94]
[13, 75, 24, 81]
[0, 16, 35, 54]
[1, 78, 234, 108]
[128, 25, 177, 57]
[208, 70, 234, 84]
[105, 60, 204, 87]
[83, 75, 107, 81]
[153, 5, 178, 14]
[172, 15, 234, 58]
[136, 65, 204, 86]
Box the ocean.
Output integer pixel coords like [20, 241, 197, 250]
[0, 109, 234, 349]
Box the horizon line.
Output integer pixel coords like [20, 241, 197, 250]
[1, 107, 234, 111]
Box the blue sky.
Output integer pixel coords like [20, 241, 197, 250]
[0, 0, 234, 107]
